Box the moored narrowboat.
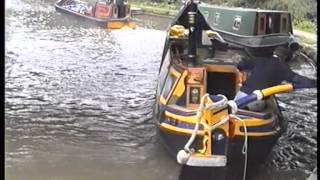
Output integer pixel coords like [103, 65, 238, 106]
[153, 0, 301, 179]
[55, 0, 136, 29]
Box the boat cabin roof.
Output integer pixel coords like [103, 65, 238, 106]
[200, 3, 289, 14]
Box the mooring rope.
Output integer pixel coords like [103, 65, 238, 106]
[230, 114, 248, 180]
[298, 52, 317, 72]
[183, 94, 209, 153]
[178, 93, 229, 164]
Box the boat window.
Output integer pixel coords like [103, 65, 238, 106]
[214, 13, 220, 25]
[280, 14, 288, 33]
[157, 51, 171, 95]
[266, 15, 273, 33]
[260, 18, 265, 31]
[257, 13, 266, 35]
[233, 16, 241, 30]
[161, 70, 177, 100]
[260, 17, 265, 31]
[268, 16, 272, 28]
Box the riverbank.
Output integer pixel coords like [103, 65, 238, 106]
[294, 30, 317, 63]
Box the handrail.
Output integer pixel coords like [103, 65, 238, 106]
[233, 83, 293, 109]
[261, 84, 293, 97]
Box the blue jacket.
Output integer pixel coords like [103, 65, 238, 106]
[237, 57, 316, 94]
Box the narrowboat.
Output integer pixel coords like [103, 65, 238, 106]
[153, 0, 300, 179]
[55, 0, 136, 29]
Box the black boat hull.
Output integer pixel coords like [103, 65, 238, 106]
[157, 122, 280, 166]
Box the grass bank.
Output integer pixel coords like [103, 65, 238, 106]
[131, 1, 178, 16]
[296, 36, 317, 46]
[293, 20, 317, 34]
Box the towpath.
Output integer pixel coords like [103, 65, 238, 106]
[293, 29, 317, 42]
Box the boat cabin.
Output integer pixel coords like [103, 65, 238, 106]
[195, 3, 298, 49]
[198, 5, 292, 36]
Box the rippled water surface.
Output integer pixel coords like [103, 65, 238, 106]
[5, 0, 317, 180]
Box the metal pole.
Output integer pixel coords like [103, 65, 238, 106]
[188, 0, 197, 63]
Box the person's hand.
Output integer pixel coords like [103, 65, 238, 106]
[292, 75, 317, 89]
[236, 69, 244, 89]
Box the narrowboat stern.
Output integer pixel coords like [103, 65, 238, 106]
[153, 0, 300, 178]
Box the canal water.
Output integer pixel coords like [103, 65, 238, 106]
[5, 0, 317, 180]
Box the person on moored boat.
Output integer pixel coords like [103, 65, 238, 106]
[114, 0, 127, 18]
[235, 48, 316, 111]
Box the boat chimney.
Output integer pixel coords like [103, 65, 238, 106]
[187, 0, 198, 63]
